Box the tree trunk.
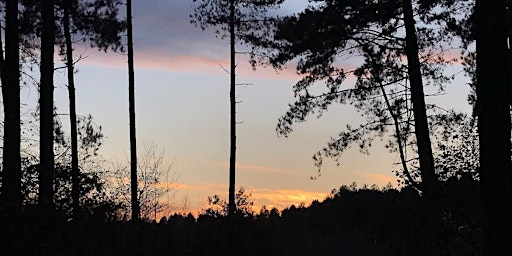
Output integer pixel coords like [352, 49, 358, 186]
[39, 0, 56, 209]
[0, 0, 21, 213]
[402, 0, 437, 193]
[127, 0, 140, 222]
[63, 4, 80, 220]
[475, 0, 512, 254]
[228, 0, 237, 216]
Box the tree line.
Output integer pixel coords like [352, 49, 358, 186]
[1, 182, 482, 255]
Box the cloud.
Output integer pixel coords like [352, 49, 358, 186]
[178, 181, 227, 192]
[172, 181, 329, 214]
[215, 161, 294, 175]
[357, 172, 398, 187]
[79, 45, 301, 82]
[76, 1, 303, 80]
[250, 188, 328, 210]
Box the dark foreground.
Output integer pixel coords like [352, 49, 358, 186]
[0, 179, 480, 256]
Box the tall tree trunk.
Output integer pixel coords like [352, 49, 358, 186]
[402, 0, 437, 193]
[475, 0, 512, 254]
[228, 0, 237, 216]
[63, 3, 80, 220]
[39, 0, 56, 209]
[127, 0, 140, 222]
[0, 0, 21, 213]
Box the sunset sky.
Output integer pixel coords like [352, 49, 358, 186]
[19, 0, 473, 215]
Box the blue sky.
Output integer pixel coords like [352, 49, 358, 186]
[15, 0, 473, 214]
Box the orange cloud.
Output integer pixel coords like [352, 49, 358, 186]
[172, 181, 329, 214]
[357, 172, 398, 187]
[250, 188, 328, 211]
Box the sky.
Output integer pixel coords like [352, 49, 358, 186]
[17, 0, 473, 215]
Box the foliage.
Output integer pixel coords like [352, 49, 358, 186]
[4, 113, 123, 219]
[20, 159, 122, 220]
[390, 111, 480, 186]
[112, 144, 177, 222]
[244, 0, 461, 185]
[191, 0, 283, 41]
[430, 111, 479, 181]
[18, 0, 126, 53]
[1, 180, 480, 255]
[201, 186, 255, 218]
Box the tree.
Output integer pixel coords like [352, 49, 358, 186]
[401, 0, 436, 193]
[58, 0, 125, 220]
[0, 0, 21, 213]
[62, 0, 80, 220]
[12, 0, 125, 215]
[39, 0, 56, 210]
[429, 111, 479, 181]
[113, 144, 176, 222]
[474, 0, 512, 254]
[246, 0, 454, 190]
[421, 0, 512, 251]
[201, 187, 255, 218]
[19, 115, 122, 220]
[126, 0, 139, 222]
[191, 0, 283, 216]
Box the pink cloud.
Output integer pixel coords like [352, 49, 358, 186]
[79, 48, 301, 80]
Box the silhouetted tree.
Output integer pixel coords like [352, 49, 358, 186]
[58, 0, 125, 220]
[113, 144, 176, 222]
[474, 0, 512, 254]
[246, 0, 455, 190]
[0, 0, 21, 213]
[191, 0, 283, 216]
[228, 0, 236, 217]
[20, 115, 122, 220]
[14, 116, 125, 221]
[39, 0, 56, 210]
[430, 112, 479, 181]
[62, 0, 80, 220]
[11, 0, 125, 216]
[126, 0, 139, 222]
[201, 187, 255, 218]
[401, 0, 437, 194]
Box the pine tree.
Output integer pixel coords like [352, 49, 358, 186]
[58, 0, 125, 220]
[39, 0, 56, 210]
[245, 0, 452, 190]
[126, 0, 140, 222]
[191, 0, 283, 216]
[0, 0, 21, 213]
[474, 0, 512, 254]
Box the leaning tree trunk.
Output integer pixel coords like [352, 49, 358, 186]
[402, 0, 437, 194]
[39, 0, 56, 209]
[127, 0, 140, 222]
[63, 4, 80, 220]
[0, 0, 21, 213]
[475, 0, 512, 254]
[228, 0, 237, 216]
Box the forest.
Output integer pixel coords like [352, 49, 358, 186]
[0, 0, 511, 255]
